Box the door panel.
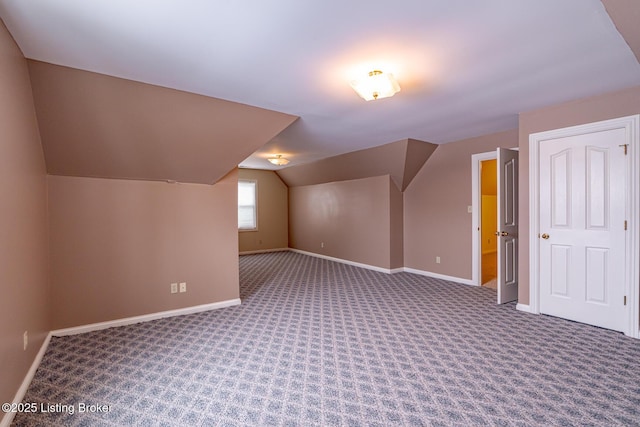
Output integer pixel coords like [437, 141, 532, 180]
[551, 150, 571, 228]
[539, 128, 626, 332]
[550, 245, 570, 297]
[497, 148, 518, 304]
[585, 247, 608, 304]
[586, 147, 608, 229]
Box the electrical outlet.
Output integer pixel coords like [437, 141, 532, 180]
[436, 256, 441, 264]
[467, 205, 473, 213]
[179, 282, 187, 293]
[321, 242, 324, 248]
[23, 331, 28, 351]
[170, 283, 178, 294]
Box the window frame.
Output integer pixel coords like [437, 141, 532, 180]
[238, 179, 258, 232]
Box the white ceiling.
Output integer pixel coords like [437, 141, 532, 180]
[1, 0, 639, 169]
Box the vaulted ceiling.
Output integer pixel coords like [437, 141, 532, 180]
[1, 0, 639, 178]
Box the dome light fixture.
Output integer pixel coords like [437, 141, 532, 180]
[350, 70, 401, 101]
[267, 154, 290, 166]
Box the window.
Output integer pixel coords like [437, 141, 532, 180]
[238, 180, 257, 230]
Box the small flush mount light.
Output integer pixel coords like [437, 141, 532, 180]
[267, 155, 290, 166]
[350, 70, 401, 101]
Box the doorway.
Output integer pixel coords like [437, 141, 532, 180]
[480, 159, 497, 289]
[471, 151, 497, 288]
[472, 149, 519, 304]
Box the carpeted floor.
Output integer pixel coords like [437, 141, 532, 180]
[483, 278, 497, 290]
[11, 251, 640, 426]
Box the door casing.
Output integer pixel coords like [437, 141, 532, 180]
[471, 148, 518, 301]
[471, 151, 497, 287]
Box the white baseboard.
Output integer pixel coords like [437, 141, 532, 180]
[1, 332, 52, 427]
[239, 248, 289, 255]
[51, 298, 241, 337]
[289, 249, 401, 274]
[402, 267, 475, 286]
[516, 303, 533, 313]
[288, 249, 477, 283]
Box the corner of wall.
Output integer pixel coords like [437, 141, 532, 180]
[0, 17, 51, 414]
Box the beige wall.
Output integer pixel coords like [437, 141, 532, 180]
[0, 19, 50, 408]
[518, 85, 640, 305]
[48, 171, 240, 329]
[27, 60, 297, 185]
[238, 169, 288, 253]
[602, 0, 640, 63]
[289, 175, 401, 269]
[404, 129, 518, 279]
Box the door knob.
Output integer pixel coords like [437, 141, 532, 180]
[494, 231, 500, 236]
[541, 233, 550, 240]
[500, 231, 509, 236]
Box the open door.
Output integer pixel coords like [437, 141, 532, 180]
[497, 148, 518, 304]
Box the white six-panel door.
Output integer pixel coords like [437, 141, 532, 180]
[497, 148, 518, 304]
[538, 128, 627, 332]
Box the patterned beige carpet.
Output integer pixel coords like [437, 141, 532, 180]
[10, 251, 640, 426]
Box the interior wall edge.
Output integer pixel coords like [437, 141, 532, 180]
[0, 332, 52, 427]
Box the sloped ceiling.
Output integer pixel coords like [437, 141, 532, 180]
[2, 1, 639, 171]
[276, 139, 437, 191]
[28, 61, 297, 184]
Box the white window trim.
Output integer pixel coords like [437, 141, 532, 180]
[238, 179, 258, 232]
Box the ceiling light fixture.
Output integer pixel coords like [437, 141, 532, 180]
[267, 154, 290, 166]
[350, 70, 401, 101]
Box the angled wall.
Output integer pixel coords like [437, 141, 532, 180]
[0, 19, 50, 410]
[602, 0, 640, 63]
[404, 129, 518, 280]
[277, 138, 437, 191]
[28, 61, 297, 185]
